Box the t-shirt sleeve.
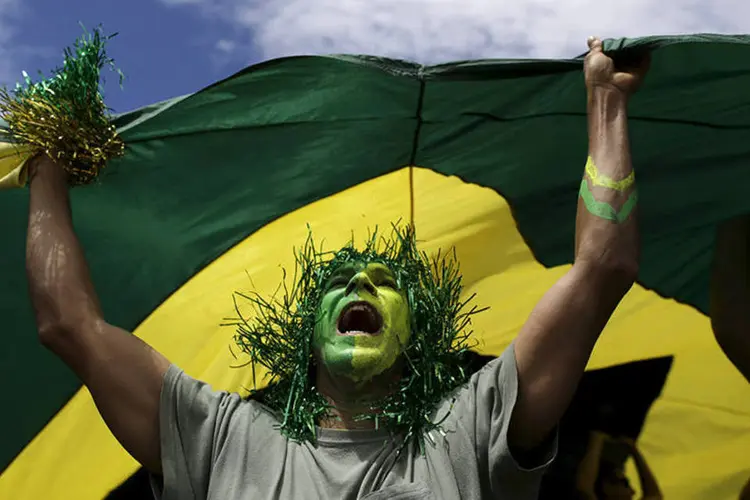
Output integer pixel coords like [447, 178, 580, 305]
[150, 364, 243, 500]
[453, 342, 558, 496]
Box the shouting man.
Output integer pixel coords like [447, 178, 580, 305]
[25, 37, 648, 499]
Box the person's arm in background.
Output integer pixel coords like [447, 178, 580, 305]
[576, 431, 608, 500]
[27, 154, 170, 473]
[509, 37, 650, 452]
[710, 216, 750, 382]
[622, 438, 662, 500]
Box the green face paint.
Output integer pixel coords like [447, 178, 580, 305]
[313, 261, 411, 384]
[579, 179, 638, 223]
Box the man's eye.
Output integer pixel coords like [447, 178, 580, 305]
[328, 279, 347, 289]
[381, 280, 398, 289]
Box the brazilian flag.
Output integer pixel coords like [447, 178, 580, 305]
[1, 35, 749, 499]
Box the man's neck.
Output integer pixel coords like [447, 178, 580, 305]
[315, 365, 401, 430]
[318, 400, 377, 430]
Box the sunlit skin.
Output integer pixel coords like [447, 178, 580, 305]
[313, 262, 411, 385]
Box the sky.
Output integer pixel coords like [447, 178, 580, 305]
[0, 0, 748, 113]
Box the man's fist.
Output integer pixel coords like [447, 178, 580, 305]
[27, 154, 68, 186]
[584, 36, 650, 97]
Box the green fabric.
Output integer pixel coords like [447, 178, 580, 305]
[419, 34, 750, 310]
[2, 34, 750, 474]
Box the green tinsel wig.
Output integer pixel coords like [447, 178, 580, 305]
[0, 25, 123, 185]
[226, 225, 487, 447]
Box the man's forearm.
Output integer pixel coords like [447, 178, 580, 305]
[26, 155, 101, 341]
[575, 89, 639, 283]
[509, 93, 639, 451]
[631, 448, 662, 497]
[576, 432, 606, 494]
[25, 157, 171, 473]
[710, 217, 750, 381]
[508, 42, 645, 454]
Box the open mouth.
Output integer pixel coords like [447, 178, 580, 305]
[336, 301, 383, 336]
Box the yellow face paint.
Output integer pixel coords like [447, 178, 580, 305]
[585, 156, 635, 192]
[313, 262, 411, 384]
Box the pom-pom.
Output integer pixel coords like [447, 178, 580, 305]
[0, 25, 124, 186]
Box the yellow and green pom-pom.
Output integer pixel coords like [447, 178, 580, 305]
[0, 25, 124, 186]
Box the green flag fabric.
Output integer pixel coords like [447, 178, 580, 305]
[1, 34, 749, 499]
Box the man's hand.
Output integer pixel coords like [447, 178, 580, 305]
[584, 36, 650, 96]
[27, 153, 68, 186]
[618, 436, 636, 451]
[591, 430, 611, 444]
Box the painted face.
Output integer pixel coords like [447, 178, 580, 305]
[313, 261, 411, 384]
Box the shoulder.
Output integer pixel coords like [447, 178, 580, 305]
[162, 365, 277, 427]
[456, 344, 518, 397]
[433, 344, 517, 421]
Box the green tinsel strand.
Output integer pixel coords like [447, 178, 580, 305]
[0, 24, 124, 185]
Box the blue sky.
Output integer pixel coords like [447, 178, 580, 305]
[1, 0, 748, 113]
[0, 0, 260, 112]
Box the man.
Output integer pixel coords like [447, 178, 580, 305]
[25, 37, 648, 499]
[711, 217, 750, 500]
[711, 215, 750, 383]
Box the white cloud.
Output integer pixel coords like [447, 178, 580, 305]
[161, 0, 750, 64]
[215, 38, 237, 54]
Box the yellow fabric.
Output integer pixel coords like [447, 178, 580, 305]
[0, 141, 32, 189]
[1, 167, 748, 499]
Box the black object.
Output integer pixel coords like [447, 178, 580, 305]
[105, 468, 152, 499]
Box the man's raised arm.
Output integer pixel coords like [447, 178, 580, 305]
[509, 37, 649, 452]
[27, 154, 170, 473]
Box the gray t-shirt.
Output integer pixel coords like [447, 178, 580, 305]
[153, 344, 556, 499]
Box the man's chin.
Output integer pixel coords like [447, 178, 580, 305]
[322, 346, 398, 384]
[349, 347, 401, 384]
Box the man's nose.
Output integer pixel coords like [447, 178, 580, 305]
[345, 272, 377, 296]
